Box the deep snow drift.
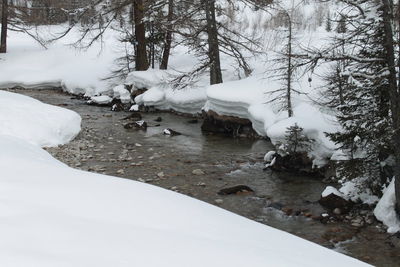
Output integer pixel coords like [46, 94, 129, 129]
[0, 90, 81, 146]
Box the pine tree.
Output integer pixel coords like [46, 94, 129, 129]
[283, 123, 314, 154]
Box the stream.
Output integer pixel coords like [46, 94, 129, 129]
[8, 88, 400, 266]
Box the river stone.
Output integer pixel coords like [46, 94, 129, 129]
[192, 169, 205, 175]
[218, 185, 255, 195]
[319, 193, 353, 212]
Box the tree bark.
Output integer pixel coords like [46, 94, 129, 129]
[381, 0, 400, 215]
[287, 13, 293, 117]
[0, 0, 8, 53]
[133, 0, 148, 71]
[204, 0, 223, 85]
[160, 0, 173, 70]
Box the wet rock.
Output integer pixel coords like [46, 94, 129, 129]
[268, 202, 284, 210]
[319, 193, 353, 212]
[215, 199, 224, 204]
[124, 120, 148, 130]
[154, 117, 162, 122]
[163, 128, 182, 136]
[192, 169, 205, 175]
[187, 119, 198, 124]
[333, 208, 342, 215]
[201, 110, 261, 139]
[218, 185, 255, 195]
[270, 152, 326, 178]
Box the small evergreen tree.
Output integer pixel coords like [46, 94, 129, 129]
[283, 123, 314, 154]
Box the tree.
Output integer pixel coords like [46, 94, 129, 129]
[203, 0, 223, 84]
[301, 0, 400, 209]
[160, 0, 173, 70]
[133, 0, 148, 70]
[0, 0, 8, 53]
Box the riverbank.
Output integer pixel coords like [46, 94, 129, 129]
[6, 88, 399, 266]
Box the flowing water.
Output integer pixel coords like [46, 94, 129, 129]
[7, 88, 400, 267]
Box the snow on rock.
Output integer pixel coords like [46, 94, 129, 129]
[264, 151, 277, 162]
[0, 90, 81, 147]
[0, 136, 371, 267]
[113, 85, 131, 104]
[339, 178, 380, 205]
[88, 95, 113, 105]
[322, 186, 346, 198]
[374, 178, 400, 234]
[130, 104, 139, 111]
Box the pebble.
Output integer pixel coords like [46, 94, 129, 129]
[192, 169, 205, 175]
[157, 172, 165, 178]
[215, 199, 224, 204]
[117, 169, 125, 175]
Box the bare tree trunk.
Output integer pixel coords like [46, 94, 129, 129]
[286, 13, 293, 117]
[160, 0, 173, 70]
[0, 0, 8, 53]
[133, 0, 148, 71]
[381, 0, 400, 215]
[204, 0, 223, 85]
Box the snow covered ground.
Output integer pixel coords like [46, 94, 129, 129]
[0, 91, 371, 266]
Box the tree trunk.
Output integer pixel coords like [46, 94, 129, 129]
[160, 0, 173, 70]
[133, 0, 148, 71]
[204, 0, 223, 85]
[381, 0, 400, 215]
[287, 14, 293, 117]
[0, 0, 8, 53]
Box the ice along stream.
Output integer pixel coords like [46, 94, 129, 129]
[8, 88, 400, 267]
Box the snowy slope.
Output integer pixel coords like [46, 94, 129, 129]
[0, 135, 371, 267]
[0, 90, 81, 147]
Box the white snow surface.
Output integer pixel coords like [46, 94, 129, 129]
[374, 178, 400, 234]
[0, 25, 119, 96]
[89, 95, 113, 105]
[0, 136, 371, 267]
[0, 90, 80, 147]
[113, 85, 131, 104]
[322, 186, 346, 199]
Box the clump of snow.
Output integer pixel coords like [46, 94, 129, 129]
[374, 178, 400, 234]
[130, 104, 139, 111]
[264, 151, 276, 162]
[163, 128, 171, 135]
[339, 178, 379, 205]
[322, 186, 347, 199]
[113, 85, 131, 104]
[0, 90, 81, 147]
[88, 95, 113, 105]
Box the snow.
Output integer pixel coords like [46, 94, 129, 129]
[0, 25, 120, 96]
[0, 135, 371, 267]
[0, 90, 81, 147]
[339, 178, 379, 205]
[112, 85, 131, 104]
[264, 151, 277, 162]
[374, 178, 400, 234]
[88, 95, 113, 105]
[130, 104, 139, 111]
[322, 186, 346, 198]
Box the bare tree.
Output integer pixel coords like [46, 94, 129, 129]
[0, 0, 8, 53]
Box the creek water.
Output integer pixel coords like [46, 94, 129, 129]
[8, 88, 400, 266]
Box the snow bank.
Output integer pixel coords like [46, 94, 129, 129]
[129, 70, 207, 114]
[374, 178, 400, 234]
[0, 26, 119, 96]
[0, 136, 371, 267]
[0, 90, 81, 147]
